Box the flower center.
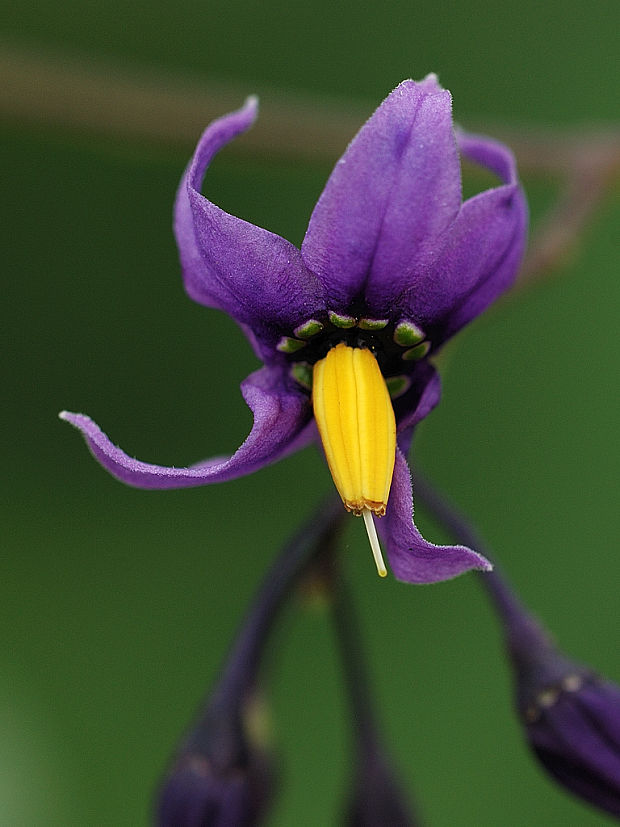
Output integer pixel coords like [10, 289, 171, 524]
[279, 313, 430, 398]
[312, 342, 396, 577]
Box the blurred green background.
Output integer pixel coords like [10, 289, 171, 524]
[3, 0, 619, 823]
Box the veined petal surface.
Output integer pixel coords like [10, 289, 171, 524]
[396, 130, 527, 343]
[175, 97, 325, 355]
[301, 76, 462, 313]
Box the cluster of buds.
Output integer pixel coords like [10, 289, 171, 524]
[157, 497, 421, 825]
[156, 482, 620, 823]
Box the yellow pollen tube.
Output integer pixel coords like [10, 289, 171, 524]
[312, 342, 396, 577]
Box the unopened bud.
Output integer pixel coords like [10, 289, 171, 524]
[493, 576, 620, 819]
[157, 712, 274, 827]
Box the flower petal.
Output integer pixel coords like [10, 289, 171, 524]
[174, 97, 324, 355]
[397, 131, 527, 343]
[60, 366, 313, 489]
[301, 76, 462, 312]
[393, 361, 442, 433]
[378, 447, 491, 583]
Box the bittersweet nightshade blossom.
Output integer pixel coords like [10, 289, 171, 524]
[60, 76, 527, 582]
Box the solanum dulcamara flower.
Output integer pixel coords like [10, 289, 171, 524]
[61, 76, 527, 583]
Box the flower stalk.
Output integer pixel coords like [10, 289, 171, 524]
[331, 571, 418, 826]
[413, 472, 620, 819]
[157, 496, 344, 825]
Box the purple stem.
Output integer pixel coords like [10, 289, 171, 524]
[331, 571, 381, 753]
[200, 494, 344, 725]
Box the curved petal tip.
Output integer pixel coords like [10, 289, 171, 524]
[302, 74, 460, 312]
[379, 448, 493, 584]
[394, 74, 444, 95]
[59, 367, 313, 491]
[240, 94, 259, 123]
[388, 539, 493, 585]
[417, 72, 443, 93]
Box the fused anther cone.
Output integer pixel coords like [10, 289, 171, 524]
[313, 343, 396, 516]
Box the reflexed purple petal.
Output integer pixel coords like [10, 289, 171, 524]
[397, 131, 527, 342]
[378, 448, 491, 583]
[174, 97, 324, 354]
[393, 362, 442, 434]
[302, 77, 461, 312]
[60, 366, 313, 489]
[458, 130, 518, 183]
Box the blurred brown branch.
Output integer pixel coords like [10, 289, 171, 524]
[0, 41, 368, 160]
[514, 135, 619, 289]
[3, 41, 618, 287]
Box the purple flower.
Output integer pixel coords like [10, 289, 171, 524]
[61, 76, 527, 583]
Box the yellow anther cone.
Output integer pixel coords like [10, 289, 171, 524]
[312, 343, 396, 518]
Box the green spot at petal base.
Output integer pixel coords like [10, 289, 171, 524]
[359, 318, 389, 330]
[294, 319, 324, 339]
[394, 320, 426, 347]
[291, 362, 313, 390]
[402, 341, 430, 361]
[385, 375, 411, 398]
[277, 336, 307, 354]
[328, 311, 357, 329]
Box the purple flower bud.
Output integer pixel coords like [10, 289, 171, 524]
[412, 474, 620, 819]
[527, 676, 620, 818]
[157, 730, 273, 827]
[506, 613, 620, 818]
[480, 571, 620, 818]
[346, 749, 417, 826]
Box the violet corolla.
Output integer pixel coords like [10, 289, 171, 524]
[61, 76, 527, 583]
